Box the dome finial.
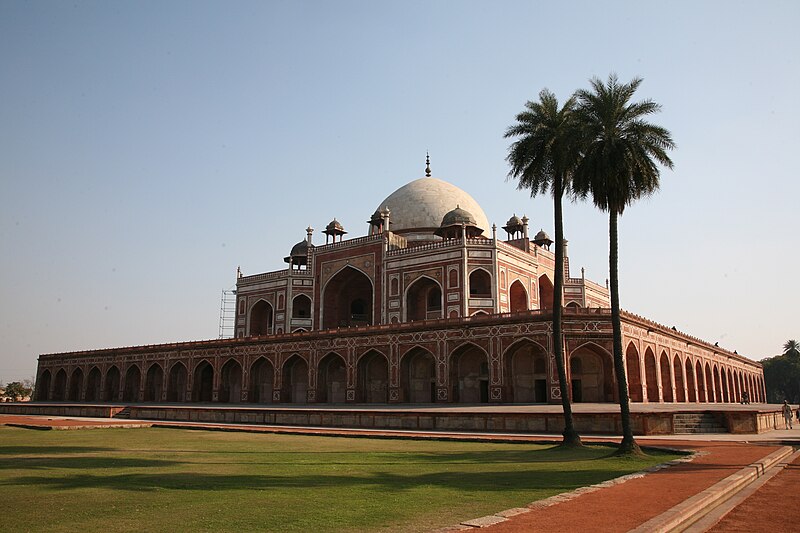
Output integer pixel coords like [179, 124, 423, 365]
[425, 152, 431, 177]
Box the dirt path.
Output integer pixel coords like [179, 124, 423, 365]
[482, 441, 779, 533]
[707, 452, 800, 532]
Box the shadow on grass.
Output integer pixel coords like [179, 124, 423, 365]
[1, 468, 637, 493]
[0, 456, 182, 470]
[0, 446, 114, 456]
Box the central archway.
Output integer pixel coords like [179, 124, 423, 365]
[104, 366, 120, 402]
[400, 347, 436, 403]
[249, 300, 274, 336]
[192, 361, 214, 402]
[449, 343, 489, 403]
[505, 340, 547, 403]
[123, 365, 141, 402]
[249, 357, 274, 403]
[85, 367, 101, 402]
[68, 368, 84, 402]
[317, 352, 347, 403]
[357, 350, 388, 403]
[167, 362, 187, 402]
[144, 364, 163, 402]
[322, 266, 373, 329]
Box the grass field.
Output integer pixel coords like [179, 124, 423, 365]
[0, 426, 677, 532]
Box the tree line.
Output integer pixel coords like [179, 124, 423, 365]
[762, 340, 800, 403]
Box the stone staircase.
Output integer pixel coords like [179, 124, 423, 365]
[673, 412, 727, 434]
[112, 406, 132, 419]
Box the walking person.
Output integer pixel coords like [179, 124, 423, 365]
[782, 400, 793, 429]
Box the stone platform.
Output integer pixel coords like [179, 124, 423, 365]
[0, 402, 786, 435]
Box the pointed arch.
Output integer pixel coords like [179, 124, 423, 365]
[317, 352, 347, 403]
[68, 367, 84, 402]
[357, 350, 389, 403]
[538, 274, 554, 310]
[167, 362, 188, 402]
[405, 275, 443, 322]
[468, 268, 492, 298]
[282, 354, 308, 403]
[144, 363, 164, 402]
[192, 360, 214, 402]
[123, 364, 141, 402]
[400, 346, 436, 403]
[713, 364, 722, 402]
[660, 351, 673, 402]
[219, 359, 242, 403]
[37, 369, 52, 401]
[705, 362, 714, 402]
[508, 279, 528, 313]
[644, 348, 658, 402]
[504, 338, 548, 403]
[696, 361, 706, 402]
[53, 368, 67, 401]
[570, 342, 615, 403]
[321, 265, 374, 329]
[292, 294, 312, 319]
[249, 299, 274, 336]
[104, 366, 120, 402]
[685, 358, 696, 402]
[625, 342, 643, 402]
[249, 357, 274, 403]
[85, 366, 102, 402]
[673, 355, 685, 402]
[449, 342, 489, 403]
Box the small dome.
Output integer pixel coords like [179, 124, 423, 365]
[326, 218, 345, 233]
[290, 240, 310, 256]
[440, 205, 477, 227]
[534, 229, 551, 241]
[506, 215, 523, 227]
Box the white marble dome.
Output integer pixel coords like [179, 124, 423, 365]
[375, 178, 490, 240]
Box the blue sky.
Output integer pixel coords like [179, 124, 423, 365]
[1, 0, 798, 382]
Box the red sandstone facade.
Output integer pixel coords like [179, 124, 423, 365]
[34, 175, 765, 405]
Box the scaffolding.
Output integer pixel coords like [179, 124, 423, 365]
[218, 288, 237, 339]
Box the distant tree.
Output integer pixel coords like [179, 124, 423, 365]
[572, 74, 674, 455]
[3, 381, 32, 402]
[784, 339, 800, 357]
[764, 340, 800, 403]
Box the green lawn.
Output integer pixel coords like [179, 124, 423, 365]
[0, 426, 677, 532]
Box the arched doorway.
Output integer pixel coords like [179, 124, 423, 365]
[705, 363, 714, 402]
[644, 348, 658, 402]
[400, 347, 436, 403]
[405, 277, 443, 321]
[450, 344, 489, 403]
[696, 361, 706, 402]
[249, 357, 274, 403]
[469, 269, 492, 298]
[68, 368, 84, 401]
[123, 365, 141, 402]
[85, 367, 101, 402]
[713, 365, 722, 402]
[660, 352, 673, 402]
[53, 369, 67, 401]
[625, 343, 643, 402]
[219, 359, 242, 403]
[570, 345, 614, 402]
[673, 356, 685, 402]
[685, 359, 697, 402]
[282, 355, 308, 403]
[317, 352, 347, 403]
[357, 350, 388, 403]
[538, 274, 554, 310]
[505, 340, 547, 403]
[192, 360, 214, 402]
[37, 370, 51, 401]
[292, 294, 312, 319]
[322, 266, 373, 329]
[144, 364, 163, 402]
[508, 280, 528, 313]
[167, 362, 187, 402]
[249, 300, 274, 336]
[104, 366, 120, 402]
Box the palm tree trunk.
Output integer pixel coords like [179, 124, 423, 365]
[553, 176, 581, 446]
[609, 211, 640, 455]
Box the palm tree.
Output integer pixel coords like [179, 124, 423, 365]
[505, 89, 582, 446]
[784, 339, 800, 357]
[572, 75, 675, 455]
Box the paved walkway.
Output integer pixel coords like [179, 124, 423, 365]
[2, 414, 799, 531]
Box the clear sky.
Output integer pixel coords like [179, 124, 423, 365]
[1, 0, 798, 383]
